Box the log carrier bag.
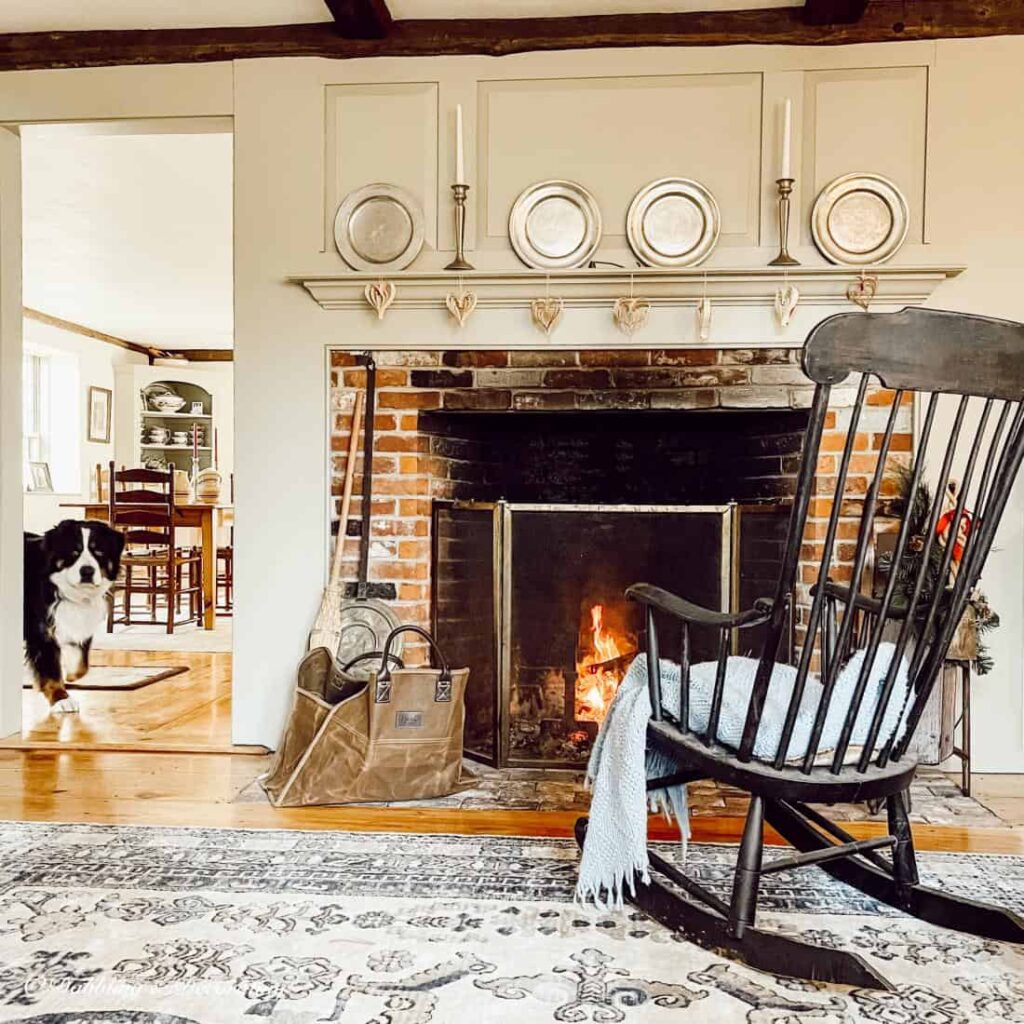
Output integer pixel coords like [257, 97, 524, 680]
[261, 625, 472, 806]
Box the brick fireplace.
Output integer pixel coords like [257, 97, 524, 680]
[328, 347, 911, 766]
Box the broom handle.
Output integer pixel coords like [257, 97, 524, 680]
[327, 389, 365, 588]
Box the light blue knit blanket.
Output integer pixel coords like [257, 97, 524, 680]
[576, 645, 909, 908]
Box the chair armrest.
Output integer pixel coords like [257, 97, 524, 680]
[811, 581, 909, 620]
[626, 582, 773, 629]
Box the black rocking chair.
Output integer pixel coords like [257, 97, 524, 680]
[577, 307, 1024, 990]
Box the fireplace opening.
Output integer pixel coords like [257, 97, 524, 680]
[329, 349, 814, 769]
[424, 407, 809, 767]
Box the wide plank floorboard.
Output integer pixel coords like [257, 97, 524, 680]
[3, 651, 1022, 855]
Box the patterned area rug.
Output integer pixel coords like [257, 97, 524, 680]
[0, 821, 1021, 1022]
[21, 667, 186, 692]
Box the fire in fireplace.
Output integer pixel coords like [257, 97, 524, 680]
[435, 501, 741, 767]
[574, 604, 637, 725]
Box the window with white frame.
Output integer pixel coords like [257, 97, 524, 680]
[22, 351, 49, 488]
[22, 347, 81, 493]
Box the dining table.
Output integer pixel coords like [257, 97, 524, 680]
[59, 502, 232, 630]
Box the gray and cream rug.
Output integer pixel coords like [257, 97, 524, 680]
[0, 821, 1021, 1022]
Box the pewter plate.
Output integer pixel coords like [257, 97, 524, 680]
[335, 603, 404, 681]
[334, 183, 425, 272]
[811, 173, 909, 266]
[626, 177, 721, 267]
[508, 180, 602, 270]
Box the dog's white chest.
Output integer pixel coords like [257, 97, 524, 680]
[52, 597, 104, 646]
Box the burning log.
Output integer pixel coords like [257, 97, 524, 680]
[580, 650, 636, 678]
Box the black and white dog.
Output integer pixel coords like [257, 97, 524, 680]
[24, 519, 124, 712]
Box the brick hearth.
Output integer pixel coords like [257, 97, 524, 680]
[328, 348, 912, 666]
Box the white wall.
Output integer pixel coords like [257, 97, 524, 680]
[231, 40, 1024, 767]
[22, 318, 146, 535]
[0, 127, 22, 738]
[918, 37, 1024, 772]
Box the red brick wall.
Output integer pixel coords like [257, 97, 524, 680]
[328, 348, 911, 666]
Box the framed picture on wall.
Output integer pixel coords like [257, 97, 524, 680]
[87, 386, 112, 443]
[27, 462, 53, 493]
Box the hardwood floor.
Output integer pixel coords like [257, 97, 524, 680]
[0, 746, 1018, 853]
[4, 649, 249, 752]
[2, 650, 1022, 854]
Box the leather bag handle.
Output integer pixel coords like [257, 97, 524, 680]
[374, 624, 453, 704]
[326, 652, 404, 696]
[340, 651, 405, 674]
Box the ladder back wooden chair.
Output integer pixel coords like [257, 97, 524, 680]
[106, 463, 203, 634]
[577, 307, 1024, 990]
[217, 472, 234, 615]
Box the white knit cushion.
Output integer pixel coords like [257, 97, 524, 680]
[678, 642, 910, 764]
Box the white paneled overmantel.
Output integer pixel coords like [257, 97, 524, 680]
[293, 264, 964, 348]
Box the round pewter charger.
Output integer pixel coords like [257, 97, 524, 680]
[334, 183, 425, 272]
[811, 172, 909, 266]
[626, 177, 721, 267]
[508, 179, 602, 270]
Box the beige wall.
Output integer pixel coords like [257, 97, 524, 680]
[3, 41, 1024, 766]
[232, 40, 1024, 768]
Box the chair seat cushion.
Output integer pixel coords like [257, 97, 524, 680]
[669, 642, 910, 764]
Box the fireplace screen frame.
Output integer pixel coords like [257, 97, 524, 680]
[433, 500, 738, 769]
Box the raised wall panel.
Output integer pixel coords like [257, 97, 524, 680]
[478, 73, 763, 253]
[324, 82, 439, 254]
[802, 66, 927, 246]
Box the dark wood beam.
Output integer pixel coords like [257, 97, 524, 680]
[803, 0, 870, 26]
[2, 3, 1024, 70]
[23, 307, 161, 361]
[324, 0, 392, 39]
[160, 348, 234, 362]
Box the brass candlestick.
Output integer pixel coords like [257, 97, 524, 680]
[444, 183, 474, 271]
[768, 177, 800, 267]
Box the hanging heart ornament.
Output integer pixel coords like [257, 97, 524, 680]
[530, 296, 564, 336]
[445, 291, 478, 328]
[847, 274, 878, 311]
[774, 284, 800, 328]
[364, 279, 396, 320]
[697, 296, 713, 341]
[612, 297, 650, 337]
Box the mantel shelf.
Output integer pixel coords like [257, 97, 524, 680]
[294, 265, 965, 312]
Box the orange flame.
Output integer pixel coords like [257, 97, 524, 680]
[574, 603, 635, 723]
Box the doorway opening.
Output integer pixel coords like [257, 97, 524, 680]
[12, 119, 236, 751]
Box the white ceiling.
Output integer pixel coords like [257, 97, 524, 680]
[0, 0, 796, 33]
[21, 123, 233, 351]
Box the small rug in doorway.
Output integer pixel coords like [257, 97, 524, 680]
[0, 822, 1021, 1022]
[21, 665, 186, 692]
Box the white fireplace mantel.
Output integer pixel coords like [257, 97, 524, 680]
[297, 265, 962, 310]
[291, 265, 966, 349]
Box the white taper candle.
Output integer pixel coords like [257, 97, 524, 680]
[455, 104, 465, 185]
[781, 98, 792, 180]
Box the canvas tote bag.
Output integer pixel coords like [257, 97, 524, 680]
[261, 625, 472, 806]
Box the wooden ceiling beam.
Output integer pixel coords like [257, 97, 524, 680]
[160, 348, 234, 362]
[802, 0, 870, 26]
[23, 308, 232, 363]
[1, 3, 1024, 70]
[324, 0, 393, 39]
[23, 307, 161, 361]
